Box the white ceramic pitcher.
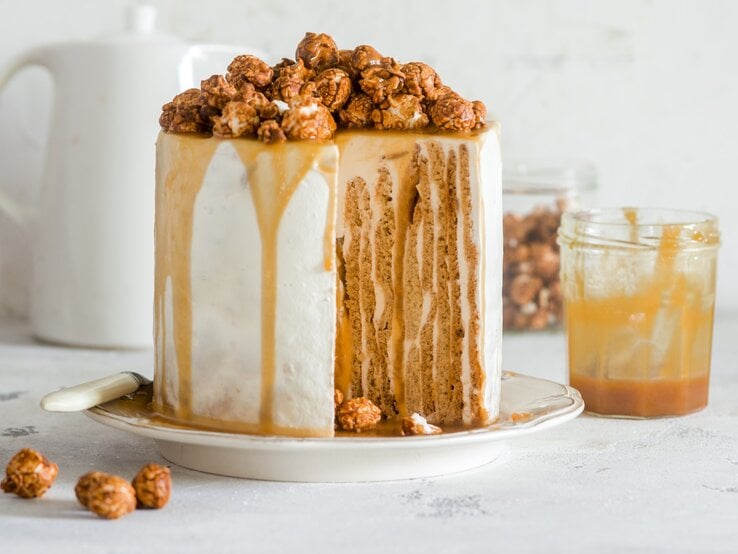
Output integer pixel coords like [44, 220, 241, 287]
[0, 5, 257, 347]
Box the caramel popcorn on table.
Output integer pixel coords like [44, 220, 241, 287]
[402, 413, 442, 436]
[76, 471, 137, 519]
[295, 32, 339, 72]
[132, 463, 171, 509]
[226, 54, 274, 91]
[159, 31, 487, 140]
[1, 448, 58, 499]
[337, 397, 382, 432]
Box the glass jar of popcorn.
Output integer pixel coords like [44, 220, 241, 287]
[502, 161, 597, 331]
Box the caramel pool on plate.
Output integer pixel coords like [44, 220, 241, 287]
[558, 208, 719, 418]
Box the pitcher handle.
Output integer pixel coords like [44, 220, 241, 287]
[0, 47, 50, 229]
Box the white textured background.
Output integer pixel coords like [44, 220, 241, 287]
[1, 0, 737, 316]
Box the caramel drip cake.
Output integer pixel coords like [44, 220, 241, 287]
[154, 33, 502, 437]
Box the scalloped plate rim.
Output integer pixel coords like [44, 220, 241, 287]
[84, 371, 584, 450]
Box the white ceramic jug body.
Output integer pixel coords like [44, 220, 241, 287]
[0, 39, 253, 347]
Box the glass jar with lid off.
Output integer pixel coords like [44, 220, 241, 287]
[503, 162, 596, 331]
[558, 208, 720, 417]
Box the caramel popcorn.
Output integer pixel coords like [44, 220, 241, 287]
[428, 91, 476, 131]
[337, 397, 382, 432]
[226, 54, 273, 91]
[76, 471, 136, 519]
[201, 74, 237, 109]
[372, 93, 429, 130]
[213, 101, 260, 138]
[471, 100, 487, 129]
[336, 49, 357, 79]
[296, 32, 339, 72]
[160, 88, 209, 133]
[257, 119, 287, 144]
[1, 448, 58, 499]
[359, 61, 405, 104]
[159, 32, 488, 141]
[281, 94, 336, 140]
[334, 388, 344, 411]
[270, 59, 313, 102]
[503, 205, 565, 331]
[338, 93, 374, 128]
[350, 45, 383, 73]
[401, 62, 443, 101]
[402, 413, 442, 436]
[132, 463, 171, 509]
[313, 68, 353, 112]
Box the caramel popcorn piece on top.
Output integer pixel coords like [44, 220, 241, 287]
[226, 54, 274, 91]
[257, 119, 287, 144]
[270, 59, 314, 102]
[372, 93, 429, 130]
[428, 90, 476, 131]
[76, 471, 137, 520]
[337, 397, 382, 432]
[359, 61, 405, 104]
[295, 32, 339, 72]
[402, 413, 442, 436]
[281, 94, 337, 140]
[212, 101, 260, 138]
[201, 74, 237, 109]
[471, 100, 487, 129]
[350, 45, 383, 73]
[313, 68, 353, 112]
[401, 62, 443, 101]
[338, 93, 375, 128]
[160, 88, 209, 133]
[335, 49, 357, 79]
[1, 448, 58, 499]
[159, 32, 489, 140]
[132, 463, 171, 509]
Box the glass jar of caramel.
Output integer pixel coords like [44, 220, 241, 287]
[559, 208, 720, 417]
[502, 161, 596, 331]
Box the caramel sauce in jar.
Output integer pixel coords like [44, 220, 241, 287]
[559, 208, 719, 418]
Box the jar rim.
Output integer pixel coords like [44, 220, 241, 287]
[559, 207, 720, 250]
[503, 160, 597, 194]
[565, 207, 718, 228]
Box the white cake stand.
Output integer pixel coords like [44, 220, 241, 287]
[85, 371, 583, 482]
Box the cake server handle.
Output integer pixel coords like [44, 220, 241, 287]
[40, 372, 152, 412]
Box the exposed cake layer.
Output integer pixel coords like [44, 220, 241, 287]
[154, 133, 339, 437]
[335, 126, 502, 426]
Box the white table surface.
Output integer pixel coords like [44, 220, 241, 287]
[1, 313, 737, 554]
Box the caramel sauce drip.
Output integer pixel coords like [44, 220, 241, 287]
[154, 134, 220, 417]
[231, 142, 328, 431]
[155, 133, 335, 435]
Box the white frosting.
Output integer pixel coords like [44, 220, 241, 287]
[157, 139, 338, 435]
[479, 129, 503, 420]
